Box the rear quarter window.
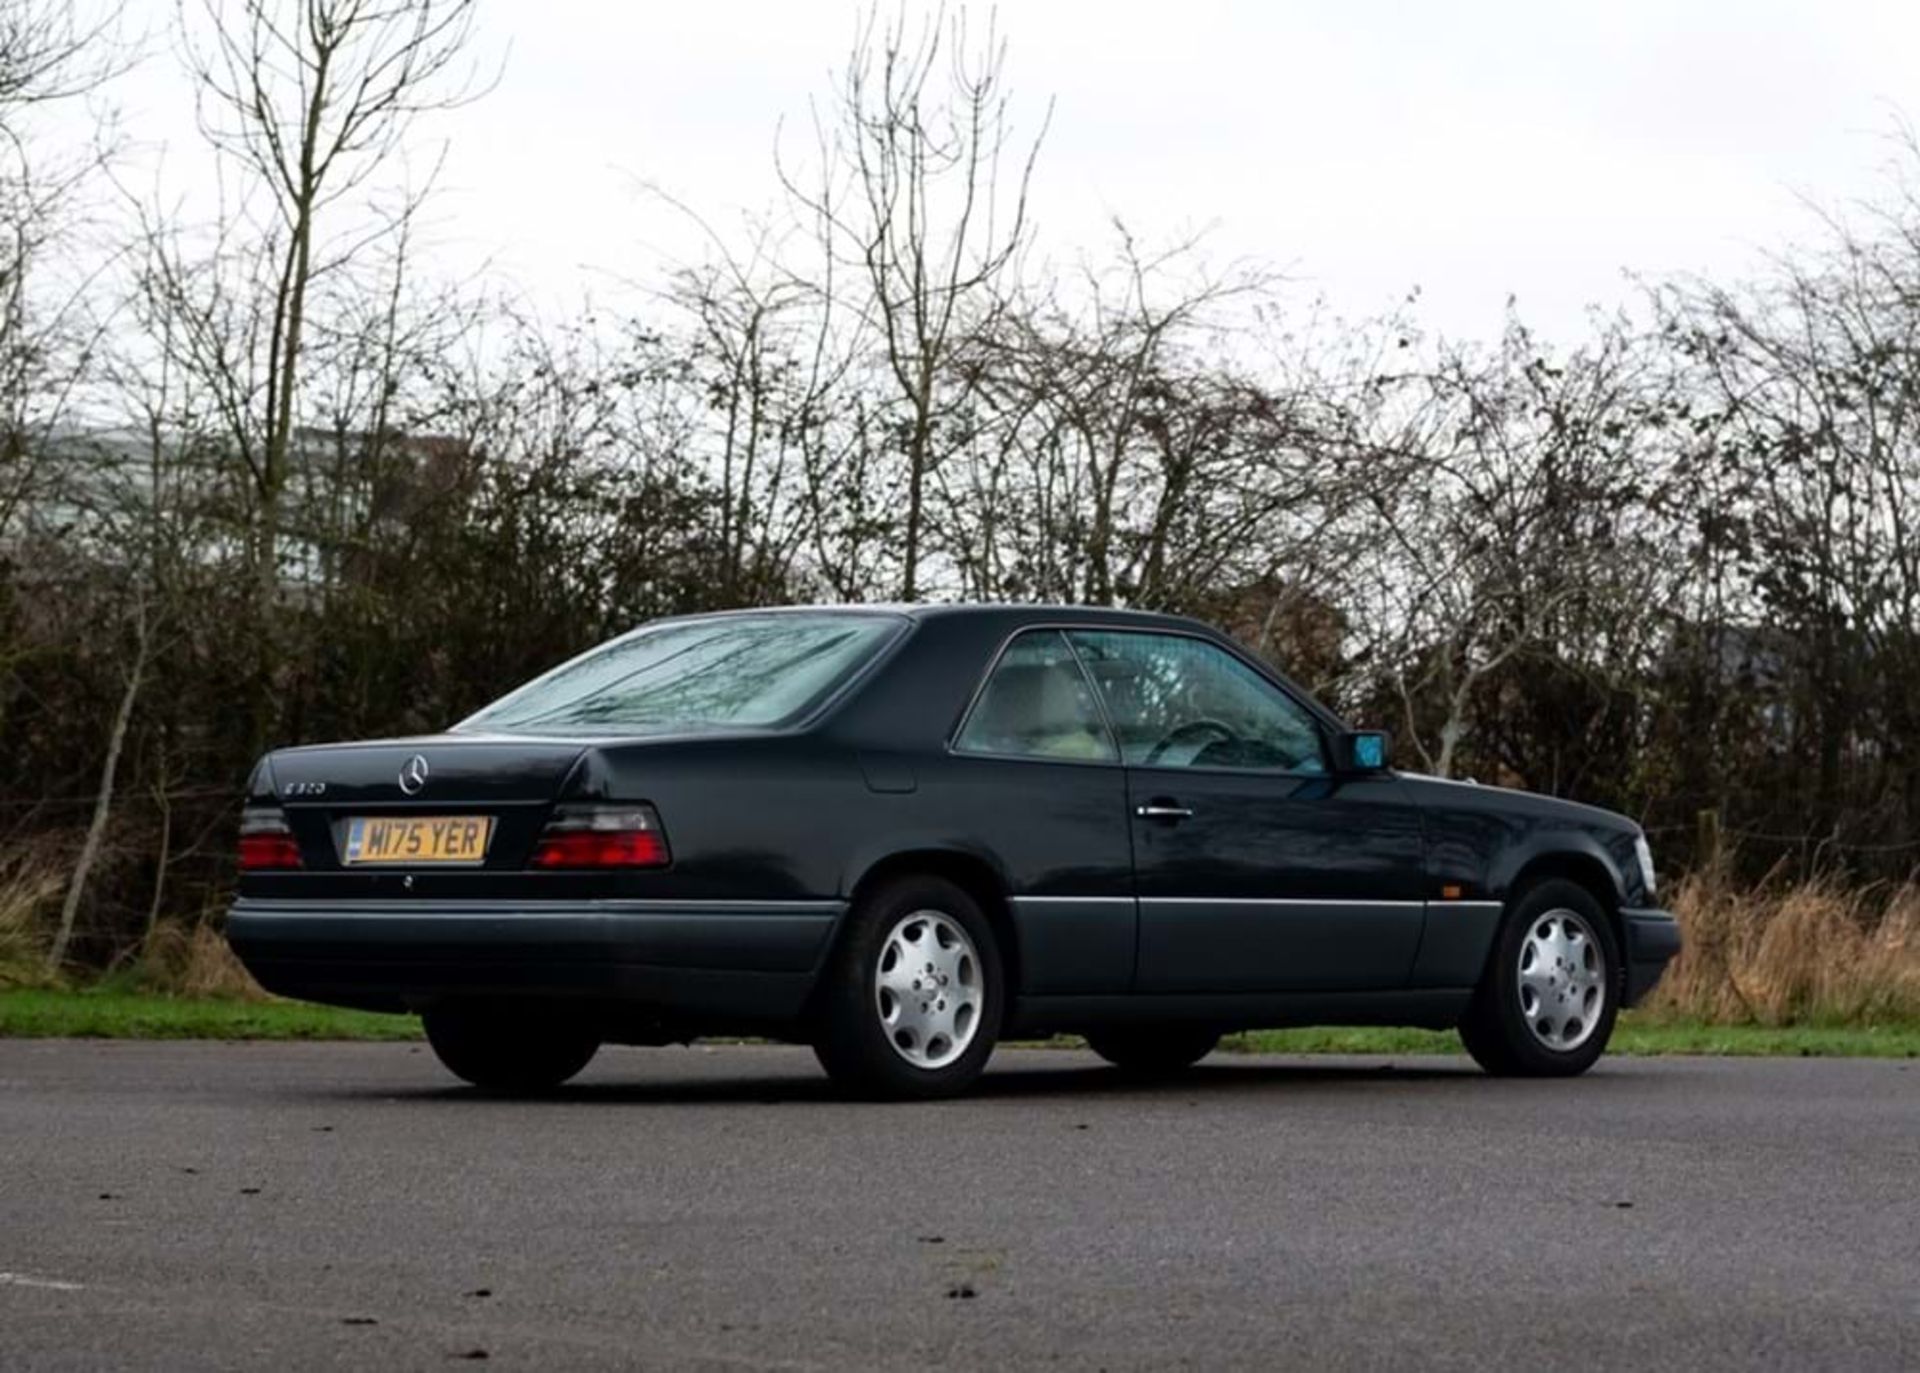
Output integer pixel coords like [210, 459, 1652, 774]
[954, 630, 1118, 763]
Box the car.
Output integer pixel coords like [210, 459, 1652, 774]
[227, 603, 1682, 1098]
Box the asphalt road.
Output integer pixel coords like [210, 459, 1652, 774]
[1, 1042, 1916, 1371]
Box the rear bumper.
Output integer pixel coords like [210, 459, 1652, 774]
[226, 897, 843, 1023]
[1620, 905, 1682, 1007]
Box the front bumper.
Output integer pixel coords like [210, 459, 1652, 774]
[1620, 905, 1682, 1006]
[227, 896, 843, 1022]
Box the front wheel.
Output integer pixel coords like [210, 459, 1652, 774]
[422, 1003, 600, 1093]
[1085, 1026, 1221, 1076]
[812, 876, 1004, 1100]
[1458, 879, 1623, 1077]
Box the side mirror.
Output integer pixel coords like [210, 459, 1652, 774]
[1338, 730, 1391, 772]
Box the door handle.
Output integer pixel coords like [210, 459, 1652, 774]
[1135, 802, 1194, 822]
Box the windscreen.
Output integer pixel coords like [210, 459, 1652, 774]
[457, 613, 903, 735]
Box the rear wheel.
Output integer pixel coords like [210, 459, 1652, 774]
[812, 875, 1004, 1100]
[1085, 1026, 1221, 1076]
[1458, 879, 1622, 1077]
[422, 1003, 600, 1093]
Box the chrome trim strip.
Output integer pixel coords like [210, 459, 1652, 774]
[1017, 895, 1501, 910]
[1140, 896, 1427, 909]
[235, 897, 844, 917]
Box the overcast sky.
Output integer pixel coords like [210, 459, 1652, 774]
[83, 0, 1920, 343]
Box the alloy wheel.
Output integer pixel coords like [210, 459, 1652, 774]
[873, 910, 983, 1069]
[1516, 908, 1607, 1052]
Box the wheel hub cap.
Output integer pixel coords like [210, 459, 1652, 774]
[1516, 908, 1606, 1052]
[874, 911, 982, 1070]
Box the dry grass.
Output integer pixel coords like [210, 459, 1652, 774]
[1645, 869, 1920, 1025]
[0, 834, 264, 998]
[0, 841, 70, 988]
[128, 918, 268, 1000]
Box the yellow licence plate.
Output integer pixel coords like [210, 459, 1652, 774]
[343, 815, 493, 866]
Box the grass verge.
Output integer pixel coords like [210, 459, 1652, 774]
[0, 989, 421, 1041]
[0, 990, 1916, 1056]
[1228, 1018, 1920, 1058]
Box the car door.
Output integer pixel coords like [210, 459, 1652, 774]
[946, 628, 1136, 996]
[1065, 628, 1427, 994]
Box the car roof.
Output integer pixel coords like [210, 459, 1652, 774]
[670, 602, 1214, 632]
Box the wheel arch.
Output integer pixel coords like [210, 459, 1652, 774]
[839, 846, 1022, 996]
[1498, 845, 1629, 963]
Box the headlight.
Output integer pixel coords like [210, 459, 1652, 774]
[1633, 834, 1657, 899]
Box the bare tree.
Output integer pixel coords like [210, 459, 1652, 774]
[781, 3, 1047, 599]
[941, 228, 1362, 637]
[45, 591, 148, 971]
[0, 0, 128, 542]
[180, 0, 483, 607]
[0, 2, 128, 915]
[635, 195, 845, 604]
[1660, 138, 1920, 839]
[43, 221, 228, 972]
[1346, 315, 1683, 779]
[0, 0, 122, 112]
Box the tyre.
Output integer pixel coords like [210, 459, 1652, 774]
[422, 1003, 600, 1093]
[1458, 878, 1623, 1077]
[812, 875, 1004, 1100]
[1085, 1026, 1221, 1076]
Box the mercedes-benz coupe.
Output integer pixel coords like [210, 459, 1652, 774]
[228, 605, 1680, 1098]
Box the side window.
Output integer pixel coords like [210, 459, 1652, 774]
[1065, 630, 1327, 773]
[955, 631, 1118, 763]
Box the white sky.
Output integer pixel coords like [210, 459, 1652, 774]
[68, 0, 1920, 343]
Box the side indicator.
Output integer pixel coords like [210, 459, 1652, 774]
[1440, 884, 1463, 900]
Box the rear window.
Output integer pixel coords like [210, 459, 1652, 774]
[456, 613, 904, 735]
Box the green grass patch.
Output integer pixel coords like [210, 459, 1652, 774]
[1, 990, 1916, 1056]
[0, 989, 421, 1041]
[1228, 1015, 1920, 1058]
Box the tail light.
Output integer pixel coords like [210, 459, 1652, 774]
[529, 804, 670, 869]
[238, 808, 303, 870]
